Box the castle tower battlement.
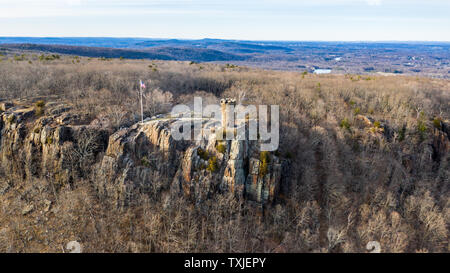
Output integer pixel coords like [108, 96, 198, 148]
[220, 98, 236, 129]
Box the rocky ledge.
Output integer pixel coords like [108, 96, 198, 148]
[0, 100, 286, 207]
[96, 116, 285, 207]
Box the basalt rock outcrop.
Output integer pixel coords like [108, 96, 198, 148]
[0, 100, 285, 207]
[95, 117, 284, 207]
[0, 101, 108, 186]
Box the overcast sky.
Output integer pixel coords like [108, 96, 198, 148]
[1, 0, 449, 41]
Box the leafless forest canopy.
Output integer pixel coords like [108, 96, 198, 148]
[0, 56, 448, 253]
[1, 39, 449, 78]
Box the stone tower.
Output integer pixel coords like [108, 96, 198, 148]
[220, 98, 236, 130]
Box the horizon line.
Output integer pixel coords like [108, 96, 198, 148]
[0, 36, 449, 43]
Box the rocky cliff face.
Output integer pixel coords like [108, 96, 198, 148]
[95, 117, 284, 207]
[0, 101, 108, 188]
[0, 100, 285, 207]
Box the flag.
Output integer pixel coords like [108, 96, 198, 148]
[140, 80, 146, 89]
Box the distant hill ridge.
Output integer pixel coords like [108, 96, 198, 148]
[0, 43, 247, 62]
[1, 37, 448, 77]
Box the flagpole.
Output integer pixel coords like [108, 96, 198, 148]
[140, 80, 144, 124]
